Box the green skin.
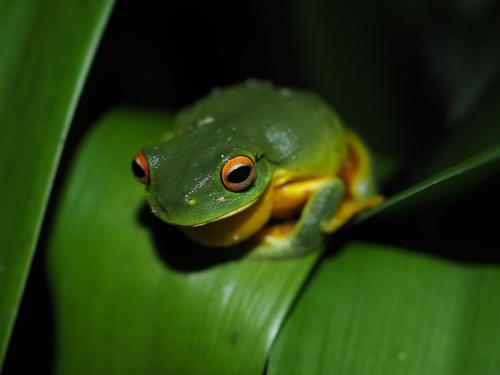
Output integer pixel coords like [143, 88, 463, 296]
[141, 82, 375, 257]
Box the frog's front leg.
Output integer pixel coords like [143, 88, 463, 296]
[249, 178, 345, 258]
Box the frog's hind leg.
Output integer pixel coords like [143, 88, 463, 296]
[322, 131, 383, 233]
[249, 178, 345, 258]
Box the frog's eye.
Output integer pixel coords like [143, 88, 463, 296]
[221, 155, 256, 192]
[132, 151, 150, 185]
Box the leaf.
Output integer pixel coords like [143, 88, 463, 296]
[413, 73, 500, 182]
[47, 110, 320, 374]
[356, 145, 500, 222]
[269, 242, 500, 375]
[355, 70, 500, 221]
[0, 0, 114, 365]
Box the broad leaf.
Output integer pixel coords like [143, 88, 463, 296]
[0, 0, 114, 365]
[269, 242, 500, 375]
[47, 110, 319, 374]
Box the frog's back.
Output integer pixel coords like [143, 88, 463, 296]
[175, 82, 347, 178]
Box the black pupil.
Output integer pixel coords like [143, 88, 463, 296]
[132, 159, 145, 178]
[228, 165, 251, 184]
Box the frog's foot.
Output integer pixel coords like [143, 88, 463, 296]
[248, 178, 345, 258]
[321, 195, 383, 233]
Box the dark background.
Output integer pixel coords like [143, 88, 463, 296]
[75, 1, 304, 131]
[4, 0, 500, 373]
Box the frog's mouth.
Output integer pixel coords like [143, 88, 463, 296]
[179, 185, 274, 247]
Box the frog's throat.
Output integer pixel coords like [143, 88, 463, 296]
[180, 184, 274, 247]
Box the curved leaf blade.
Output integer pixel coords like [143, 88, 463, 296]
[269, 242, 500, 374]
[414, 73, 500, 180]
[356, 145, 500, 222]
[355, 70, 500, 222]
[47, 110, 319, 374]
[0, 0, 114, 365]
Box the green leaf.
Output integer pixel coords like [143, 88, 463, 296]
[0, 0, 114, 364]
[47, 110, 319, 374]
[269, 242, 500, 374]
[356, 145, 500, 222]
[414, 73, 500, 181]
[355, 67, 500, 222]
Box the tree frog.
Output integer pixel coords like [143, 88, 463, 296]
[132, 81, 382, 257]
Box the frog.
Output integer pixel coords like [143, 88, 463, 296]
[132, 81, 382, 258]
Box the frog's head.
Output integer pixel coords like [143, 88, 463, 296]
[132, 127, 273, 245]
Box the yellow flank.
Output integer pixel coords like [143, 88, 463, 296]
[181, 184, 274, 247]
[320, 132, 383, 233]
[271, 177, 332, 219]
[344, 131, 373, 200]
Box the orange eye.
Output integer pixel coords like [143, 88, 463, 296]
[132, 151, 150, 185]
[221, 155, 256, 192]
